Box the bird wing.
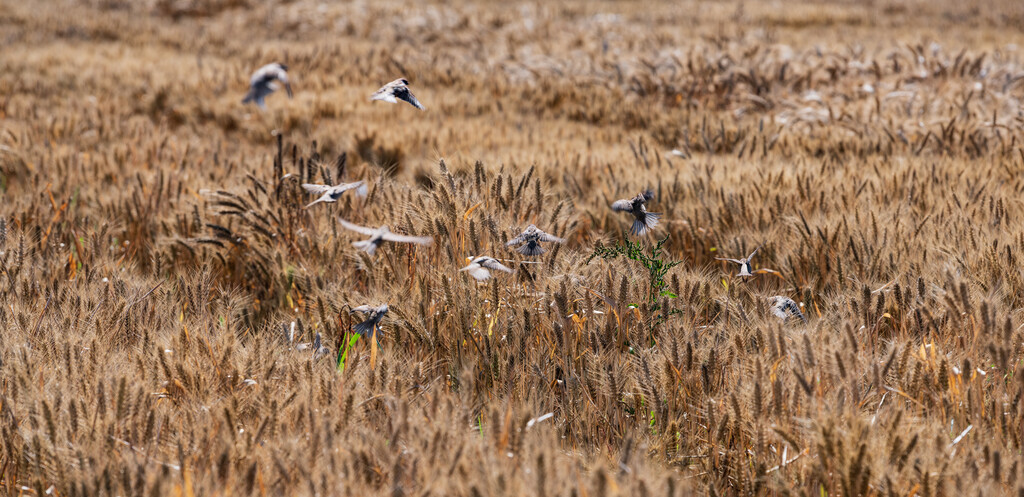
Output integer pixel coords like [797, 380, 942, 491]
[506, 233, 528, 246]
[394, 87, 425, 110]
[715, 257, 744, 264]
[380, 232, 433, 245]
[304, 195, 331, 209]
[611, 199, 633, 212]
[243, 81, 274, 105]
[337, 218, 378, 236]
[746, 244, 762, 261]
[479, 258, 513, 273]
[350, 305, 373, 314]
[336, 181, 365, 193]
[641, 189, 655, 201]
[537, 231, 565, 243]
[302, 183, 332, 195]
[249, 65, 272, 86]
[276, 70, 293, 98]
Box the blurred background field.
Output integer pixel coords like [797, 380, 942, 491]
[2, 0, 1024, 495]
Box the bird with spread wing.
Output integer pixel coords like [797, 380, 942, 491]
[242, 62, 292, 109]
[370, 78, 425, 110]
[460, 256, 513, 281]
[337, 218, 433, 255]
[302, 181, 367, 208]
[506, 225, 565, 256]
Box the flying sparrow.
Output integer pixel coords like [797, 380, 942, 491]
[715, 244, 763, 277]
[506, 225, 565, 256]
[460, 256, 513, 281]
[371, 78, 424, 110]
[337, 218, 433, 255]
[242, 62, 292, 109]
[302, 181, 368, 208]
[611, 190, 660, 236]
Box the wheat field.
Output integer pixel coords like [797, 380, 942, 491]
[3, 0, 1024, 495]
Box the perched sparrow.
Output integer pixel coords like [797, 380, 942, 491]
[337, 218, 433, 255]
[302, 181, 368, 208]
[371, 78, 424, 110]
[768, 296, 806, 323]
[350, 304, 389, 339]
[611, 190, 660, 236]
[506, 225, 565, 256]
[460, 256, 513, 281]
[716, 244, 762, 277]
[242, 62, 292, 109]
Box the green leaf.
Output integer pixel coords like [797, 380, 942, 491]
[659, 290, 678, 298]
[336, 333, 361, 372]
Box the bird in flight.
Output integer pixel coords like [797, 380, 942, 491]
[460, 256, 513, 281]
[351, 304, 389, 338]
[715, 244, 763, 277]
[302, 181, 368, 208]
[611, 190, 660, 236]
[351, 304, 389, 368]
[371, 78, 425, 110]
[242, 62, 292, 109]
[768, 296, 806, 323]
[506, 225, 565, 256]
[337, 218, 433, 255]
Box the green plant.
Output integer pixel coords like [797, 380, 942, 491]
[587, 234, 682, 327]
[336, 332, 361, 373]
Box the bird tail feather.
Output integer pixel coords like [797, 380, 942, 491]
[631, 212, 661, 236]
[353, 240, 377, 255]
[516, 243, 546, 256]
[354, 320, 376, 337]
